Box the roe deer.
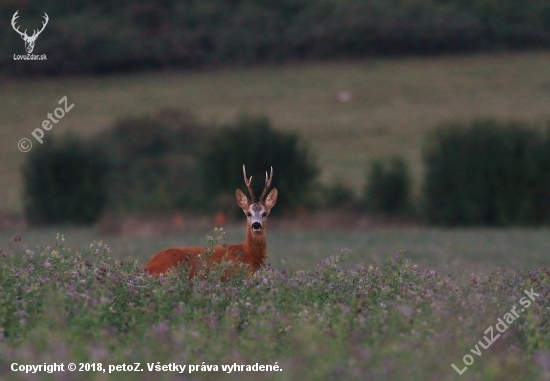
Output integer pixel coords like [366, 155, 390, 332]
[144, 165, 277, 277]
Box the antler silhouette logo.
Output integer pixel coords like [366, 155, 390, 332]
[11, 11, 49, 54]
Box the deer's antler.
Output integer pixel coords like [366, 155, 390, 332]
[260, 167, 273, 203]
[11, 11, 27, 38]
[11, 12, 48, 40]
[30, 13, 48, 39]
[242, 165, 255, 203]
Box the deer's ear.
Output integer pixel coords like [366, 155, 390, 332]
[235, 189, 249, 211]
[264, 188, 278, 211]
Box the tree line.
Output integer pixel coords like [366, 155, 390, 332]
[2, 0, 550, 76]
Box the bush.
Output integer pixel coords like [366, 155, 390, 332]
[321, 178, 358, 211]
[201, 115, 318, 213]
[422, 119, 550, 225]
[96, 109, 208, 212]
[22, 134, 108, 225]
[363, 156, 411, 215]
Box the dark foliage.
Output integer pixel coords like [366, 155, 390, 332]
[422, 119, 550, 225]
[201, 115, 318, 214]
[95, 109, 208, 212]
[321, 178, 358, 211]
[2, 0, 550, 76]
[363, 156, 411, 215]
[22, 134, 108, 225]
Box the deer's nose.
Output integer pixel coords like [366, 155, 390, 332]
[251, 222, 262, 231]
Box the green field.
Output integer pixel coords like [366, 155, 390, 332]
[1, 227, 549, 380]
[2, 52, 550, 213]
[2, 223, 550, 277]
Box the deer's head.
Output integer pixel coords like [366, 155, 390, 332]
[11, 11, 49, 54]
[236, 166, 277, 234]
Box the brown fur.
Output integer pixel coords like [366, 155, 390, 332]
[144, 166, 277, 277]
[144, 230, 268, 277]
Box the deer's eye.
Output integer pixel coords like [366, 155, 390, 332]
[262, 213, 267, 218]
[246, 212, 252, 217]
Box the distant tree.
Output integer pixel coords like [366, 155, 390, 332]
[363, 156, 411, 215]
[201, 115, 319, 214]
[22, 134, 108, 225]
[96, 109, 208, 212]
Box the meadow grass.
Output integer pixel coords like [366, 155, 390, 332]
[2, 223, 550, 277]
[2, 52, 550, 212]
[1, 230, 549, 380]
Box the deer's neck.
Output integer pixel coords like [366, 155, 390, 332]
[244, 228, 267, 269]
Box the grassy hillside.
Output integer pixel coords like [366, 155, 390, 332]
[2, 52, 550, 213]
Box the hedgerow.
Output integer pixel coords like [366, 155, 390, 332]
[2, 0, 550, 76]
